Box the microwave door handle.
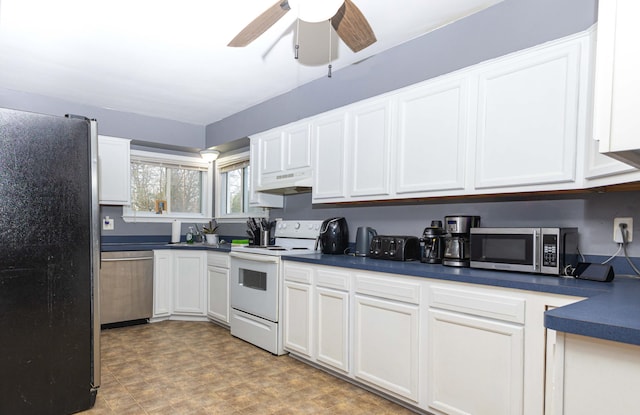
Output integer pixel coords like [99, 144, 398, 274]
[533, 230, 540, 272]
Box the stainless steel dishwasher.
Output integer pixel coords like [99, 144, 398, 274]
[100, 251, 154, 325]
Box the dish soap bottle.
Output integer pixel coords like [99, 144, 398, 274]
[186, 226, 195, 244]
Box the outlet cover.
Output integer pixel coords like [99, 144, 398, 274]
[103, 216, 115, 231]
[613, 217, 633, 243]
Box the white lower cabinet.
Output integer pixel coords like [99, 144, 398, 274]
[427, 309, 524, 415]
[315, 286, 349, 373]
[551, 333, 640, 415]
[354, 294, 420, 402]
[173, 251, 207, 316]
[207, 252, 230, 325]
[426, 285, 526, 415]
[152, 250, 173, 319]
[283, 264, 314, 357]
[152, 250, 216, 322]
[283, 280, 313, 357]
[282, 261, 586, 413]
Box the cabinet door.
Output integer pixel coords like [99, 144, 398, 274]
[283, 281, 313, 357]
[249, 140, 283, 208]
[316, 287, 349, 373]
[312, 111, 349, 201]
[474, 40, 583, 190]
[98, 135, 130, 205]
[353, 295, 419, 402]
[260, 131, 284, 175]
[173, 251, 207, 316]
[152, 250, 172, 318]
[557, 333, 640, 415]
[594, 0, 640, 166]
[427, 309, 524, 415]
[207, 266, 229, 324]
[283, 122, 312, 171]
[350, 98, 393, 198]
[395, 76, 470, 195]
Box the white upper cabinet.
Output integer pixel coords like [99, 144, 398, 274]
[593, 0, 640, 168]
[249, 139, 283, 208]
[349, 98, 394, 199]
[260, 130, 284, 176]
[473, 38, 584, 191]
[312, 111, 349, 202]
[252, 119, 313, 194]
[258, 28, 640, 204]
[283, 123, 312, 171]
[395, 75, 471, 196]
[98, 135, 130, 205]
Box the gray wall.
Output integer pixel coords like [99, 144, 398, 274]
[205, 0, 598, 145]
[0, 88, 205, 150]
[271, 191, 640, 258]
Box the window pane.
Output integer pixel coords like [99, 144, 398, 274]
[226, 168, 243, 214]
[131, 162, 166, 212]
[169, 168, 202, 213]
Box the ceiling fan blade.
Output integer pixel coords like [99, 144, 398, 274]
[228, 0, 291, 47]
[331, 0, 376, 53]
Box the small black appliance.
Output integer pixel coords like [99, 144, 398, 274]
[319, 217, 349, 254]
[369, 235, 421, 261]
[420, 220, 445, 264]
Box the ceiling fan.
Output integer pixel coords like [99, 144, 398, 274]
[227, 0, 377, 53]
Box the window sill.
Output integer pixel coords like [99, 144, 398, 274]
[122, 214, 211, 224]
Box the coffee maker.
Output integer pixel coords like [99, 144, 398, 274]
[420, 220, 445, 264]
[442, 215, 481, 267]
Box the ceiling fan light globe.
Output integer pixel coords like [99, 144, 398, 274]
[288, 0, 345, 23]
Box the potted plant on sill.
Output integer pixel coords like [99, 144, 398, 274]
[202, 220, 219, 245]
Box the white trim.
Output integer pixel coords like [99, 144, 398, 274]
[122, 150, 213, 223]
[215, 151, 269, 223]
[131, 149, 209, 168]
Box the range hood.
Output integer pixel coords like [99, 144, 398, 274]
[256, 169, 312, 195]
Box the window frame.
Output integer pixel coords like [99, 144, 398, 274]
[122, 150, 213, 223]
[215, 151, 268, 223]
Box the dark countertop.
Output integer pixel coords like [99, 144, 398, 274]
[282, 253, 640, 347]
[101, 242, 232, 253]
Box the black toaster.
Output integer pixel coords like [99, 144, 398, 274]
[369, 235, 421, 261]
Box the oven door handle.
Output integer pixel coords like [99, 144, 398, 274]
[229, 251, 280, 263]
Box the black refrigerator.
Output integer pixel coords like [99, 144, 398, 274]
[0, 107, 100, 414]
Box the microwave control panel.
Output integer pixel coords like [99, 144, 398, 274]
[542, 234, 558, 267]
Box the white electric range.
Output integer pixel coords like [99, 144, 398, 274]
[229, 220, 323, 355]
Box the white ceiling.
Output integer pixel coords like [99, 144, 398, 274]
[0, 0, 502, 125]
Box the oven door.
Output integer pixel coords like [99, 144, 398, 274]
[229, 251, 280, 322]
[469, 228, 540, 273]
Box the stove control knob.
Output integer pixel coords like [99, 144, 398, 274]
[280, 222, 287, 229]
[307, 223, 314, 230]
[294, 222, 301, 229]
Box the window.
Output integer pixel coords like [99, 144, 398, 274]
[122, 150, 212, 223]
[215, 151, 267, 222]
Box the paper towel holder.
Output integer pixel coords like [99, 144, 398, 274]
[170, 220, 182, 244]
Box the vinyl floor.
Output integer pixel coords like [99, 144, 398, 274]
[81, 320, 417, 414]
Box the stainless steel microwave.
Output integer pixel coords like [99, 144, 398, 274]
[469, 228, 579, 275]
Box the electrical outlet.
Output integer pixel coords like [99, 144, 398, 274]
[102, 216, 115, 231]
[613, 217, 633, 243]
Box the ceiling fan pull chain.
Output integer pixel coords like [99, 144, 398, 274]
[295, 17, 300, 59]
[328, 19, 332, 78]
